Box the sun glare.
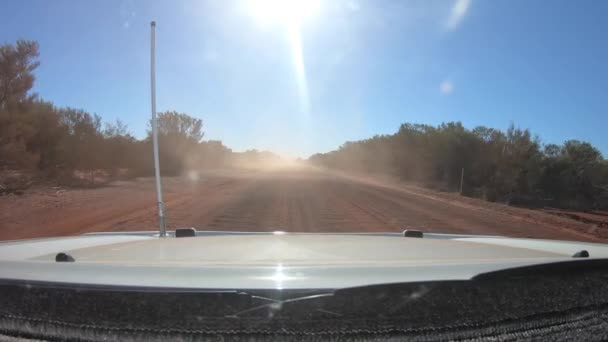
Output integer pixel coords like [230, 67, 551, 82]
[247, 0, 319, 118]
[248, 0, 320, 27]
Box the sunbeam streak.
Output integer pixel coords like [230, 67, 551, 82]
[247, 0, 319, 117]
[288, 25, 311, 116]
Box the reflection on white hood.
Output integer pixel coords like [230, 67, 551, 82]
[0, 231, 606, 289]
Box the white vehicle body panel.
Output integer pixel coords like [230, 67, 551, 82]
[0, 231, 605, 289]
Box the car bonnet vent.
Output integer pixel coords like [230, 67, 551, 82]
[175, 228, 196, 238]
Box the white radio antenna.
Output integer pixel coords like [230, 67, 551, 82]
[150, 21, 167, 237]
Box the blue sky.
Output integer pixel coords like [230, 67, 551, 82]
[1, 0, 607, 157]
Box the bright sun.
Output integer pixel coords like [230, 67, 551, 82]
[248, 0, 321, 27]
[247, 0, 320, 118]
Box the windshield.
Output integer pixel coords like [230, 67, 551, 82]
[0, 0, 606, 243]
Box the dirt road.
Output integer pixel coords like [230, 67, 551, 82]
[0, 168, 604, 241]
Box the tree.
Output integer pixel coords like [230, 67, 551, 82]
[0, 39, 240, 186]
[103, 119, 130, 138]
[309, 121, 608, 210]
[199, 140, 232, 168]
[0, 40, 39, 109]
[101, 119, 138, 175]
[152, 111, 204, 142]
[540, 141, 605, 209]
[22, 100, 67, 173]
[0, 40, 41, 169]
[148, 111, 205, 175]
[57, 108, 104, 183]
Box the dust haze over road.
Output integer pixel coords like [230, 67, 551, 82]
[0, 167, 602, 241]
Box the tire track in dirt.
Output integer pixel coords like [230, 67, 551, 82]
[0, 175, 255, 239]
[0, 168, 601, 241]
[196, 172, 472, 233]
[337, 171, 602, 240]
[185, 170, 598, 241]
[350, 181, 598, 240]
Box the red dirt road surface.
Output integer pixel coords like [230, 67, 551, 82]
[0, 168, 605, 241]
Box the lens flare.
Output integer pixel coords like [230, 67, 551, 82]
[248, 0, 319, 117]
[288, 25, 310, 116]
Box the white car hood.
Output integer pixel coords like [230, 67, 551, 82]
[0, 231, 606, 289]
